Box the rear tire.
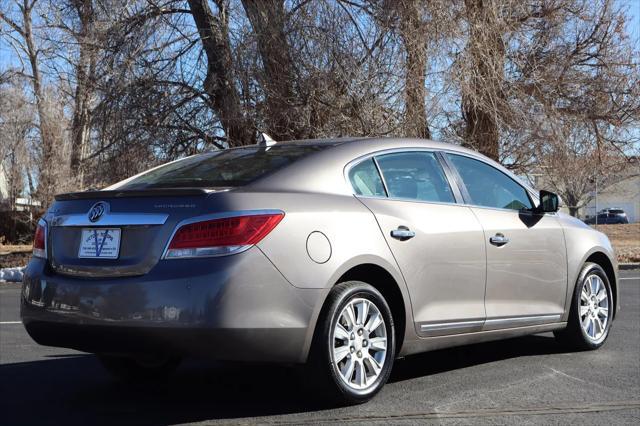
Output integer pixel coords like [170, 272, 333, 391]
[309, 281, 396, 405]
[98, 354, 181, 382]
[554, 262, 613, 350]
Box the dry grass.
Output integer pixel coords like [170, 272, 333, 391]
[592, 224, 640, 263]
[0, 245, 32, 269]
[0, 245, 32, 255]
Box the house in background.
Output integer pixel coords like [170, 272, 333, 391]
[528, 158, 639, 223]
[582, 173, 639, 223]
[0, 165, 9, 209]
[0, 165, 40, 213]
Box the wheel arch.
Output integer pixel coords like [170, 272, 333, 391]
[335, 263, 407, 354]
[584, 251, 618, 319]
[303, 258, 413, 362]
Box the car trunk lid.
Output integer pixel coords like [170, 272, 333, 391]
[46, 189, 222, 277]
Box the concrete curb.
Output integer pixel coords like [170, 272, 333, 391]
[619, 263, 639, 270]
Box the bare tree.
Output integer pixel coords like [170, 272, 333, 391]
[0, 84, 33, 209]
[241, 0, 300, 140]
[385, 0, 433, 139]
[0, 0, 60, 203]
[536, 120, 638, 216]
[67, 0, 98, 186]
[457, 0, 508, 161]
[1, 0, 638, 212]
[188, 0, 254, 146]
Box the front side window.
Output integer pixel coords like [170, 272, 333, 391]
[375, 152, 455, 203]
[447, 154, 533, 210]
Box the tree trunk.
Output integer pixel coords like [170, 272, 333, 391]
[461, 0, 504, 161]
[568, 206, 578, 217]
[69, 0, 97, 188]
[397, 0, 430, 139]
[188, 0, 254, 146]
[241, 0, 300, 140]
[22, 0, 55, 204]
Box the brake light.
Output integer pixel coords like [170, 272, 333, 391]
[164, 213, 284, 259]
[33, 220, 47, 259]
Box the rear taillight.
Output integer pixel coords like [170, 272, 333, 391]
[164, 212, 284, 259]
[32, 220, 47, 259]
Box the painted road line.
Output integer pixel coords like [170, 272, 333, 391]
[0, 321, 22, 325]
[619, 277, 639, 281]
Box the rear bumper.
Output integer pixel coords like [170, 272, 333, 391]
[23, 322, 307, 362]
[20, 249, 325, 363]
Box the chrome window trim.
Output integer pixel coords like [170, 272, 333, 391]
[434, 151, 465, 203]
[161, 209, 285, 260]
[51, 213, 169, 227]
[344, 147, 463, 207]
[457, 202, 557, 215]
[346, 148, 557, 220]
[354, 194, 468, 208]
[372, 156, 389, 197]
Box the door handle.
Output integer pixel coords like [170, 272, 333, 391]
[490, 233, 509, 246]
[391, 226, 415, 241]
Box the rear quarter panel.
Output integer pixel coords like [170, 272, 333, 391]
[203, 190, 418, 354]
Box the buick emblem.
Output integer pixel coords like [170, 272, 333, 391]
[88, 201, 109, 223]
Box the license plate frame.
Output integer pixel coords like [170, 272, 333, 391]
[78, 228, 121, 259]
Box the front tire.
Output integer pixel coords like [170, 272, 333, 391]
[310, 281, 396, 405]
[554, 262, 613, 350]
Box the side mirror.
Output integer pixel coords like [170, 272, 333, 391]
[538, 190, 559, 213]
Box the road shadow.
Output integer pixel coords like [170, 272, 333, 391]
[0, 333, 570, 425]
[390, 333, 568, 383]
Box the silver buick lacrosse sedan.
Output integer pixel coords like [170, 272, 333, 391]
[21, 138, 618, 403]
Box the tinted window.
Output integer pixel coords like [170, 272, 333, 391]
[375, 152, 455, 203]
[348, 159, 386, 197]
[447, 154, 533, 210]
[609, 209, 624, 214]
[115, 145, 329, 189]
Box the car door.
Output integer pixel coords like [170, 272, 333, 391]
[444, 153, 568, 329]
[597, 213, 609, 224]
[348, 151, 487, 337]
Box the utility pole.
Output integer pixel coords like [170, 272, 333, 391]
[594, 175, 598, 228]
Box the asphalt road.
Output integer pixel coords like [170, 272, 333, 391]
[1, 270, 639, 425]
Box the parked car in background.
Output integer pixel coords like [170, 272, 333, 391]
[21, 138, 619, 404]
[584, 208, 629, 225]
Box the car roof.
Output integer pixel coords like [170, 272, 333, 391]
[266, 137, 471, 152]
[246, 137, 537, 198]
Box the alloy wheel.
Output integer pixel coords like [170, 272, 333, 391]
[331, 298, 387, 390]
[580, 274, 609, 342]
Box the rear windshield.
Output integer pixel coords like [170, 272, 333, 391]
[608, 209, 624, 214]
[114, 144, 329, 189]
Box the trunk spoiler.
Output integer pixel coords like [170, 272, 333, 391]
[55, 188, 218, 201]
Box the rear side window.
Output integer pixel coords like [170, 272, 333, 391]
[375, 152, 455, 203]
[114, 145, 329, 189]
[447, 154, 533, 210]
[348, 159, 386, 197]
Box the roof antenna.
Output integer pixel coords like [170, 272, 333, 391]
[258, 133, 277, 147]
